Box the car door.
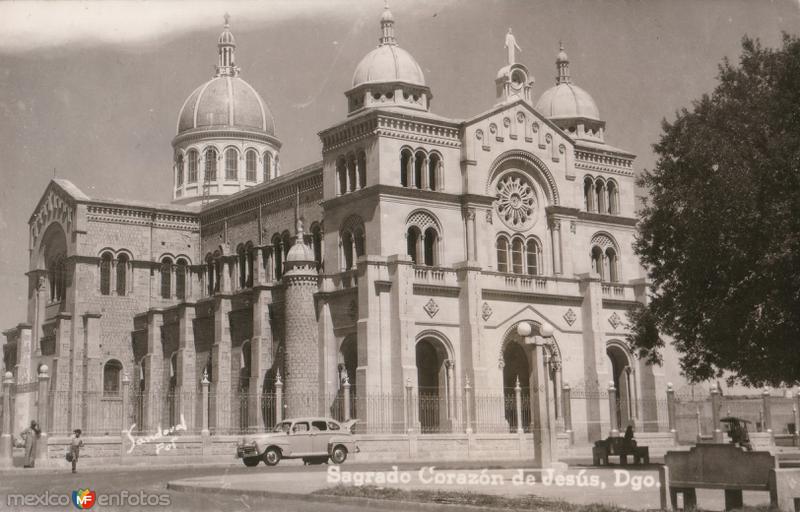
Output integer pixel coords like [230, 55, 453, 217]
[310, 420, 331, 455]
[290, 421, 312, 455]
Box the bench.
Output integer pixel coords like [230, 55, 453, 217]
[592, 436, 649, 465]
[659, 443, 778, 511]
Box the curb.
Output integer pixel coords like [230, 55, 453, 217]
[165, 482, 519, 512]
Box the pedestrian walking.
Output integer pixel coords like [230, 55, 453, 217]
[68, 429, 84, 473]
[21, 420, 41, 468]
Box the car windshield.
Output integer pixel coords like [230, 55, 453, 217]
[272, 421, 292, 433]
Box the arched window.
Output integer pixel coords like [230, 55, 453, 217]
[606, 248, 619, 282]
[591, 246, 605, 280]
[423, 227, 438, 266]
[175, 258, 187, 300]
[263, 152, 272, 182]
[103, 359, 123, 396]
[342, 230, 354, 270]
[357, 151, 367, 189]
[354, 228, 365, 259]
[336, 156, 347, 195]
[160, 258, 172, 299]
[205, 254, 215, 295]
[281, 231, 292, 259]
[595, 179, 606, 214]
[237, 245, 247, 289]
[584, 176, 595, 212]
[526, 239, 541, 275]
[100, 252, 113, 296]
[245, 243, 255, 287]
[400, 149, 412, 187]
[187, 149, 199, 183]
[414, 150, 425, 189]
[116, 254, 128, 296]
[340, 216, 365, 270]
[272, 234, 284, 279]
[511, 238, 524, 274]
[245, 150, 257, 182]
[205, 148, 217, 181]
[311, 224, 323, 266]
[347, 154, 357, 193]
[496, 237, 509, 273]
[607, 181, 619, 215]
[407, 226, 421, 264]
[176, 154, 184, 186]
[225, 148, 238, 181]
[428, 153, 441, 191]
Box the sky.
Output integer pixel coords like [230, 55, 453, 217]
[0, 0, 798, 331]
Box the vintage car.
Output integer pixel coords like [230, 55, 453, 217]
[236, 417, 358, 467]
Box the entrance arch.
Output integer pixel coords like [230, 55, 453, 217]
[415, 336, 451, 433]
[607, 343, 634, 429]
[502, 340, 530, 432]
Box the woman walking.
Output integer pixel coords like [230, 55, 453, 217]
[21, 420, 41, 468]
[69, 429, 84, 473]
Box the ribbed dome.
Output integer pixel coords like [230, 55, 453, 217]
[177, 76, 275, 135]
[352, 45, 425, 88]
[286, 240, 315, 262]
[536, 83, 600, 121]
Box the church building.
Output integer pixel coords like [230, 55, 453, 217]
[2, 7, 671, 450]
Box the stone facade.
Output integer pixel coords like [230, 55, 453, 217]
[3, 10, 679, 451]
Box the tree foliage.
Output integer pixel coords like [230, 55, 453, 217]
[629, 34, 800, 387]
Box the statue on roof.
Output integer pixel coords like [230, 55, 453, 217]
[505, 28, 521, 65]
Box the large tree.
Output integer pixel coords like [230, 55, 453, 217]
[629, 34, 800, 387]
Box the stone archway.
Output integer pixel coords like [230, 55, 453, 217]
[415, 337, 451, 433]
[502, 341, 530, 432]
[607, 343, 634, 429]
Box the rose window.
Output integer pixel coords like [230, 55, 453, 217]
[495, 173, 537, 230]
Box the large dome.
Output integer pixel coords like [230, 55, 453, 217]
[352, 44, 425, 88]
[535, 83, 600, 121]
[177, 76, 275, 135]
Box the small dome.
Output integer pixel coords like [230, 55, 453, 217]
[218, 28, 235, 45]
[177, 76, 275, 135]
[535, 82, 600, 121]
[286, 239, 315, 262]
[352, 44, 425, 88]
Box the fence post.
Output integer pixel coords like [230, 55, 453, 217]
[762, 388, 774, 445]
[608, 381, 619, 437]
[666, 382, 676, 437]
[464, 376, 473, 434]
[794, 390, 800, 447]
[405, 378, 414, 434]
[121, 373, 130, 435]
[696, 405, 702, 439]
[274, 371, 283, 424]
[562, 383, 573, 444]
[36, 365, 49, 463]
[0, 372, 13, 467]
[711, 386, 723, 442]
[342, 373, 351, 422]
[200, 370, 210, 436]
[514, 377, 524, 434]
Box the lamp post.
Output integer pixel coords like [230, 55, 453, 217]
[517, 321, 555, 467]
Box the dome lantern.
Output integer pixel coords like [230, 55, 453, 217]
[216, 13, 239, 77]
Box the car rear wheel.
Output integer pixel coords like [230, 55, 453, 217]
[330, 445, 347, 465]
[263, 447, 281, 466]
[243, 456, 260, 467]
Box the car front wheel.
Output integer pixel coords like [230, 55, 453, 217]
[263, 447, 281, 466]
[330, 445, 347, 465]
[243, 456, 260, 467]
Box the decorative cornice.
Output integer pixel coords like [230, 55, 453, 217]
[574, 149, 634, 177]
[86, 205, 199, 232]
[172, 127, 282, 149]
[577, 211, 638, 227]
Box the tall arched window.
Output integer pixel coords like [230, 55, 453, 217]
[272, 234, 283, 279]
[584, 176, 595, 212]
[100, 252, 113, 296]
[423, 227, 438, 266]
[206, 254, 215, 295]
[607, 181, 619, 215]
[225, 148, 238, 181]
[340, 216, 365, 270]
[606, 248, 619, 282]
[245, 150, 257, 182]
[116, 254, 128, 296]
[407, 226, 421, 264]
[414, 150, 425, 189]
[187, 149, 199, 183]
[176, 154, 184, 186]
[160, 258, 172, 299]
[337, 156, 347, 195]
[205, 148, 217, 181]
[511, 238, 524, 274]
[591, 246, 605, 280]
[175, 258, 187, 300]
[526, 239, 541, 275]
[496, 237, 509, 273]
[400, 149, 412, 187]
[428, 153, 441, 191]
[342, 231, 354, 270]
[263, 152, 272, 182]
[357, 151, 367, 189]
[103, 359, 123, 396]
[595, 179, 606, 214]
[347, 154, 357, 193]
[237, 245, 247, 289]
[311, 224, 323, 267]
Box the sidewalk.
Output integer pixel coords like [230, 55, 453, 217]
[166, 464, 773, 511]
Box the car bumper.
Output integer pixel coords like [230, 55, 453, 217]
[236, 445, 259, 458]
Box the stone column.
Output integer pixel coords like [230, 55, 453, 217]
[608, 381, 619, 437]
[36, 365, 49, 462]
[464, 209, 476, 262]
[0, 372, 13, 467]
[175, 305, 196, 433]
[120, 373, 130, 435]
[550, 219, 563, 275]
[12, 324, 32, 435]
[274, 371, 283, 423]
[562, 383, 573, 443]
[529, 339, 554, 466]
[343, 374, 351, 421]
[514, 377, 524, 434]
[446, 360, 457, 431]
[200, 370, 210, 436]
[405, 378, 415, 433]
[250, 289, 273, 431]
[711, 387, 723, 442]
[210, 297, 232, 434]
[421, 155, 430, 190]
[464, 376, 473, 434]
[143, 311, 164, 432]
[666, 383, 676, 436]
